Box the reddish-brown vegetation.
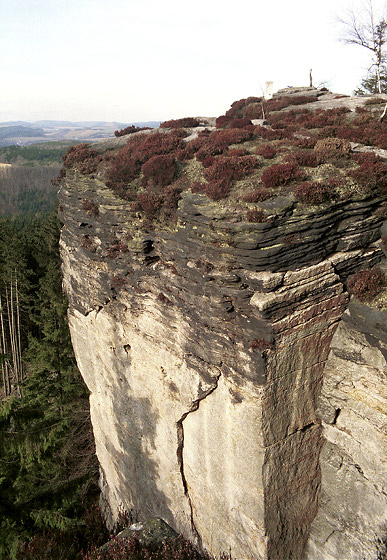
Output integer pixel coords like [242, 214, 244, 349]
[141, 155, 176, 187]
[255, 145, 276, 159]
[347, 267, 385, 302]
[82, 198, 99, 217]
[294, 136, 317, 149]
[194, 128, 254, 161]
[242, 188, 272, 202]
[191, 181, 205, 193]
[63, 144, 101, 174]
[250, 338, 273, 350]
[285, 150, 319, 167]
[261, 162, 305, 188]
[203, 155, 260, 201]
[114, 125, 153, 137]
[216, 116, 253, 129]
[111, 275, 127, 289]
[254, 126, 294, 141]
[160, 117, 200, 128]
[349, 159, 387, 195]
[81, 236, 97, 252]
[294, 181, 335, 204]
[107, 131, 186, 194]
[314, 137, 351, 163]
[106, 240, 128, 259]
[246, 208, 267, 222]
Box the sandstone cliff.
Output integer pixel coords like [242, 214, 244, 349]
[59, 88, 387, 560]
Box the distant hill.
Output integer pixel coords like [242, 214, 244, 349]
[0, 120, 161, 147]
[0, 120, 160, 129]
[0, 125, 46, 139]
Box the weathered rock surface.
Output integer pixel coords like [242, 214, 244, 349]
[308, 298, 387, 560]
[59, 155, 386, 559]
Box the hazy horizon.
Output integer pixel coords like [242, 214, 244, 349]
[1, 0, 385, 123]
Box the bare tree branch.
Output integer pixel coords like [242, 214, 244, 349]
[338, 1, 387, 94]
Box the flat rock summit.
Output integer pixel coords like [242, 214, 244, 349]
[58, 87, 387, 560]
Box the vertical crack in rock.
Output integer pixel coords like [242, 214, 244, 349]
[176, 369, 222, 546]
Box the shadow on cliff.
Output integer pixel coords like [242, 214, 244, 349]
[103, 378, 174, 525]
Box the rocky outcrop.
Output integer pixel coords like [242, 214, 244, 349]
[59, 158, 385, 559]
[308, 299, 387, 560]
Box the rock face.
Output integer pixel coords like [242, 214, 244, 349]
[59, 164, 386, 559]
[58, 87, 387, 560]
[308, 300, 387, 560]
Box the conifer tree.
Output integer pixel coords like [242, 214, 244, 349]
[0, 211, 98, 559]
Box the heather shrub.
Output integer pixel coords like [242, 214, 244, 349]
[114, 125, 152, 137]
[216, 116, 252, 129]
[244, 102, 264, 120]
[294, 137, 317, 149]
[228, 118, 253, 129]
[191, 181, 205, 193]
[81, 236, 97, 252]
[135, 190, 164, 221]
[285, 150, 318, 167]
[195, 128, 253, 161]
[250, 338, 273, 350]
[132, 131, 186, 162]
[254, 126, 294, 140]
[106, 240, 128, 259]
[266, 95, 319, 113]
[141, 154, 176, 187]
[352, 151, 382, 165]
[81, 534, 213, 560]
[201, 156, 216, 168]
[335, 121, 387, 149]
[107, 150, 142, 192]
[294, 181, 335, 204]
[211, 128, 253, 147]
[160, 117, 200, 128]
[196, 145, 224, 162]
[314, 137, 352, 163]
[286, 107, 350, 131]
[83, 198, 99, 216]
[224, 97, 262, 119]
[63, 143, 96, 167]
[255, 145, 276, 159]
[135, 185, 181, 222]
[62, 144, 100, 173]
[246, 208, 266, 222]
[204, 156, 260, 186]
[261, 162, 305, 188]
[349, 160, 387, 195]
[347, 267, 385, 302]
[242, 188, 272, 202]
[204, 180, 231, 201]
[107, 131, 187, 193]
[265, 107, 351, 136]
[215, 115, 234, 129]
[161, 185, 181, 219]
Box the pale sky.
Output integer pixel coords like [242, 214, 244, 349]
[0, 0, 385, 123]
